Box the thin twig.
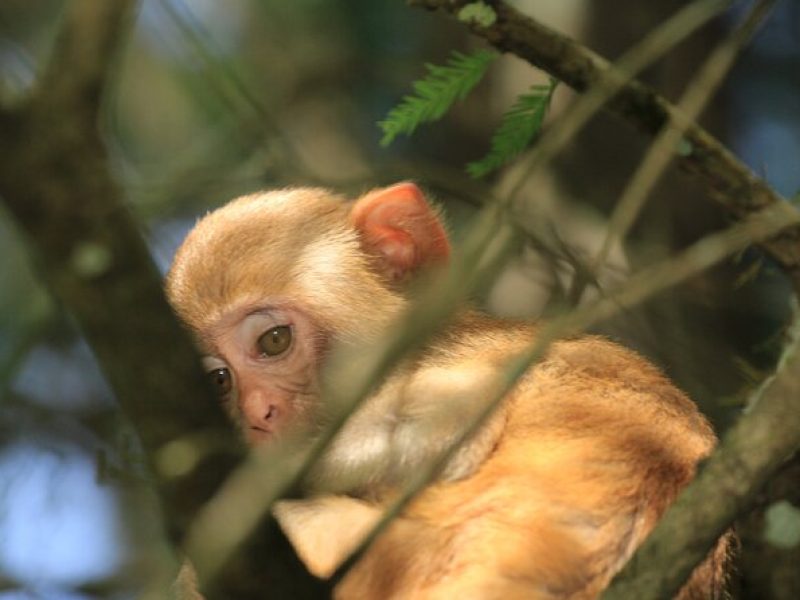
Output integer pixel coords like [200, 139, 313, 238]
[495, 0, 733, 205]
[156, 0, 320, 185]
[580, 0, 777, 302]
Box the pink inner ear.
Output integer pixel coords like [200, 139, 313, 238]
[351, 183, 450, 281]
[366, 226, 417, 282]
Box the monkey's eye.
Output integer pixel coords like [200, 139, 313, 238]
[257, 325, 292, 357]
[207, 367, 233, 397]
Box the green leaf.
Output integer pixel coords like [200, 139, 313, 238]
[467, 79, 558, 178]
[764, 501, 800, 549]
[458, 1, 497, 28]
[378, 49, 498, 147]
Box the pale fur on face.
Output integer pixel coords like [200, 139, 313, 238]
[166, 188, 407, 344]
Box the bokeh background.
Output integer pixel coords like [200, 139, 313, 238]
[1, 0, 799, 598]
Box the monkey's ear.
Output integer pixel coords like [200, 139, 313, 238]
[351, 182, 450, 283]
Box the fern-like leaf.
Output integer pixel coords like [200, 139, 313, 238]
[378, 49, 498, 147]
[466, 79, 558, 178]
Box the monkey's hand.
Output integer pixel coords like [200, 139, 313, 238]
[272, 496, 384, 578]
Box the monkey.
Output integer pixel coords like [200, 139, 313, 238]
[166, 182, 729, 599]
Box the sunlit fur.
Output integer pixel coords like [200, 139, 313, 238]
[167, 185, 729, 599]
[167, 188, 407, 344]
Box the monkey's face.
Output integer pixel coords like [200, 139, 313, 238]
[166, 188, 407, 444]
[166, 184, 447, 446]
[198, 302, 324, 445]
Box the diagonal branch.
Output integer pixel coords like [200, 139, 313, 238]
[589, 0, 776, 288]
[333, 198, 800, 585]
[410, 1, 800, 597]
[602, 310, 800, 598]
[409, 0, 800, 291]
[34, 0, 132, 118]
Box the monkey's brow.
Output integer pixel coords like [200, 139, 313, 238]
[244, 306, 301, 327]
[217, 303, 282, 326]
[195, 338, 218, 356]
[245, 305, 280, 317]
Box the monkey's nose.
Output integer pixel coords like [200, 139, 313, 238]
[240, 389, 281, 432]
[245, 402, 280, 444]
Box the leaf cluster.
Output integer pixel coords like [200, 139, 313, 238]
[378, 49, 497, 147]
[467, 79, 557, 178]
[378, 49, 557, 177]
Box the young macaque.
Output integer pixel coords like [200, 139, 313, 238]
[166, 183, 728, 599]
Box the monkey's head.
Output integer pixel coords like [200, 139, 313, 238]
[166, 183, 449, 444]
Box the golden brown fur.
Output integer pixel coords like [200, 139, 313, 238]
[277, 314, 727, 599]
[166, 185, 729, 599]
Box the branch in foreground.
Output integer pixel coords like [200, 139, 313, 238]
[495, 0, 730, 204]
[0, 0, 320, 597]
[410, 0, 800, 290]
[409, 3, 800, 594]
[333, 199, 800, 585]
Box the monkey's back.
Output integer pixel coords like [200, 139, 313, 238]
[340, 317, 728, 599]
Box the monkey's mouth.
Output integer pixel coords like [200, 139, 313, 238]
[247, 426, 274, 444]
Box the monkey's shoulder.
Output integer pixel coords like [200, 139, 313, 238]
[423, 310, 662, 384]
[420, 310, 537, 365]
[422, 311, 714, 449]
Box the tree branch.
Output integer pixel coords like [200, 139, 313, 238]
[332, 198, 800, 584]
[409, 0, 800, 291]
[0, 0, 240, 541]
[0, 0, 322, 597]
[35, 0, 131, 118]
[409, 1, 800, 597]
[590, 0, 775, 282]
[602, 313, 800, 598]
